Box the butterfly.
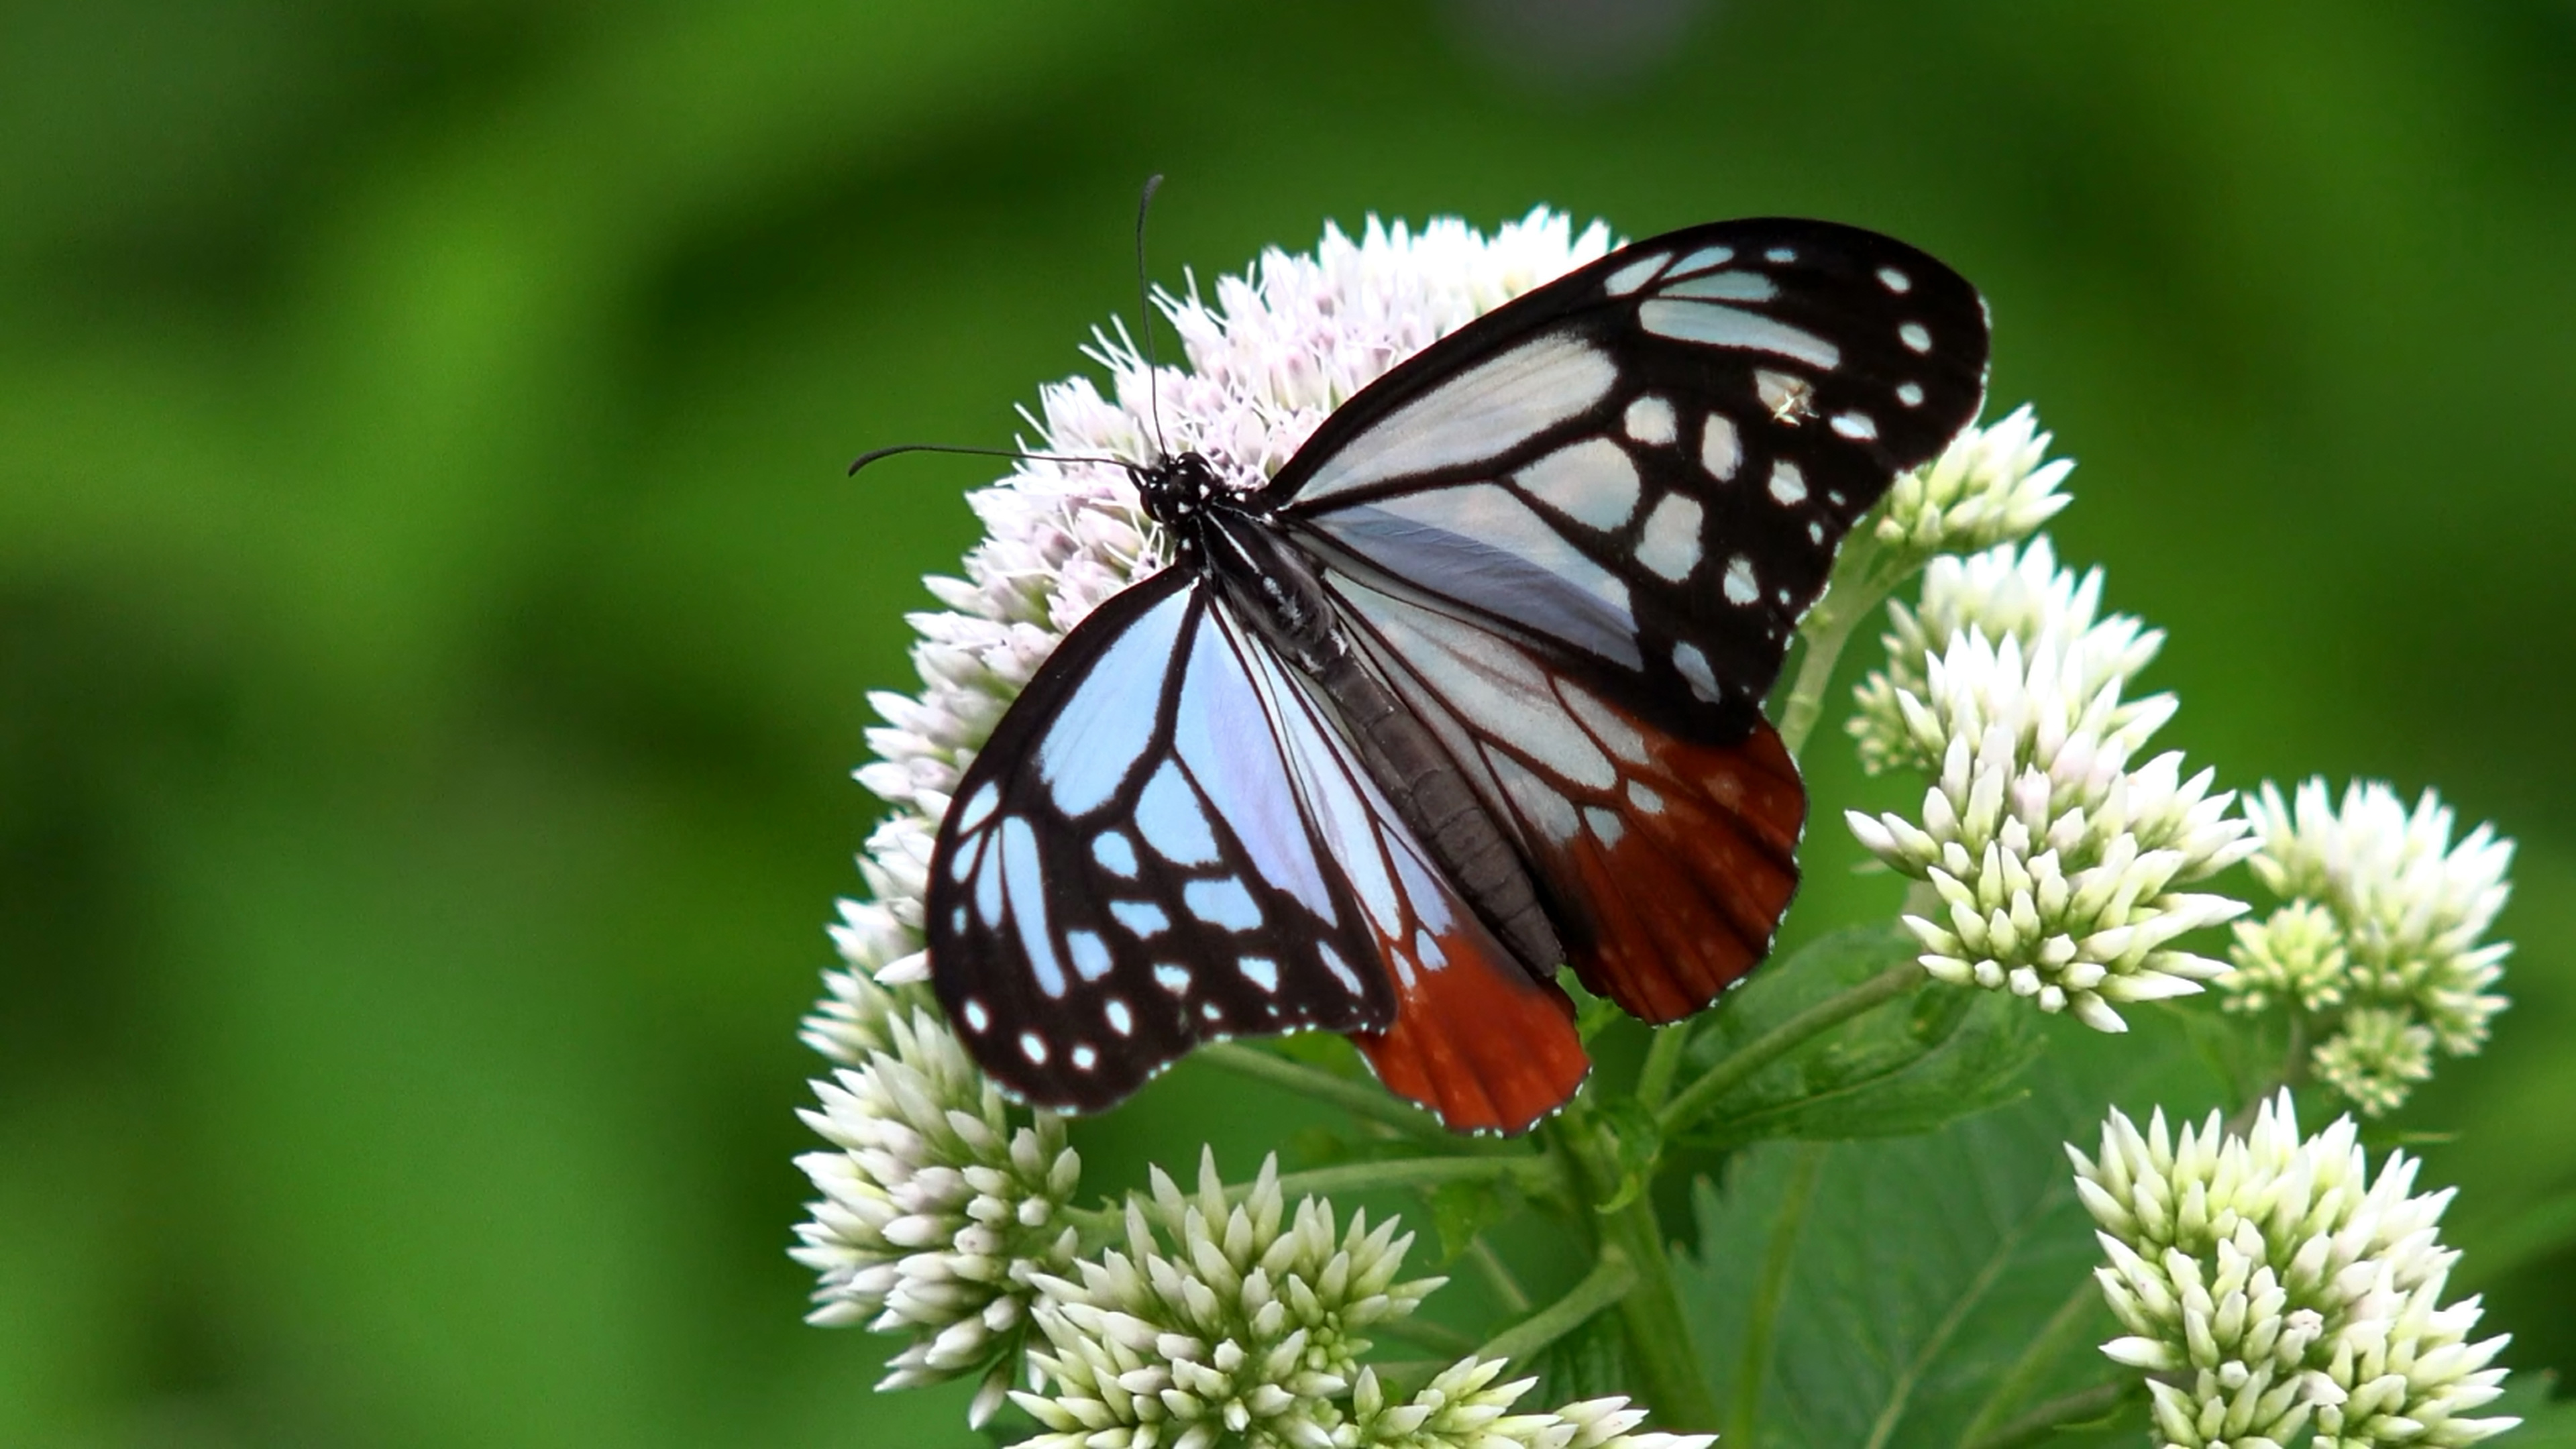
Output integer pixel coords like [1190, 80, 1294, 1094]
[923, 218, 1988, 1134]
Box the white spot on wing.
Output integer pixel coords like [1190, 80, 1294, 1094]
[1517, 436, 1641, 531]
[1628, 781, 1665, 813]
[1672, 642, 1721, 702]
[1183, 877, 1263, 932]
[1072, 1044, 1097, 1069]
[1412, 928, 1449, 971]
[1109, 900, 1169, 937]
[1299, 333, 1619, 502]
[1134, 763, 1221, 867]
[1240, 957, 1281, 993]
[1768, 460, 1808, 506]
[1068, 930, 1113, 981]
[1900, 322, 1932, 354]
[1586, 806, 1627, 845]
[1808, 521, 1825, 543]
[962, 999, 990, 1032]
[1724, 555, 1760, 606]
[954, 780, 1000, 833]
[1665, 244, 1735, 276]
[1154, 963, 1192, 994]
[1831, 411, 1877, 441]
[1315, 943, 1363, 996]
[1765, 245, 1797, 263]
[1699, 415, 1741, 481]
[1092, 830, 1139, 878]
[1636, 493, 1704, 582]
[1019, 1032, 1048, 1065]
[1603, 251, 1670, 296]
[1877, 265, 1913, 293]
[1640, 301, 1842, 370]
[1622, 394, 1677, 446]
[1896, 382, 1925, 407]
[1660, 270, 1776, 302]
[1104, 998, 1133, 1035]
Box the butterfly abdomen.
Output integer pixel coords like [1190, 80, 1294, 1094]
[1197, 496, 1566, 980]
[1311, 647, 1565, 979]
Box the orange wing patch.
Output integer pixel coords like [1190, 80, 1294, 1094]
[1519, 695, 1806, 1023]
[1350, 914, 1589, 1135]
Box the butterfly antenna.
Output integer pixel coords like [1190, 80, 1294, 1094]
[1134, 172, 1170, 461]
[849, 442, 1134, 478]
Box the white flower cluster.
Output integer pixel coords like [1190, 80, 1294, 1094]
[1342, 1357, 1715, 1449]
[1872, 403, 2075, 559]
[2224, 781, 2515, 1115]
[795, 211, 1614, 1414]
[1012, 1152, 1440, 1449]
[1851, 534, 2164, 775]
[792, 965, 1082, 1411]
[2071, 1093, 2516, 1448]
[1846, 535, 2256, 1030]
[1013, 1155, 1701, 1449]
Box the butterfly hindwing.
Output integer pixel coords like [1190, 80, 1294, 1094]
[1325, 568, 1806, 1021]
[1273, 217, 1989, 741]
[928, 568, 1589, 1129]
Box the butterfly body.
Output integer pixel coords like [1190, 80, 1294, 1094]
[1138, 448, 1572, 981]
[922, 218, 1990, 1132]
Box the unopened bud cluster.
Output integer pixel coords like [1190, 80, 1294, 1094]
[2224, 781, 2515, 1115]
[2072, 1093, 2516, 1448]
[1847, 533, 2254, 1030]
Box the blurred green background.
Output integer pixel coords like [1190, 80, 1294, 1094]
[4, 0, 2573, 1444]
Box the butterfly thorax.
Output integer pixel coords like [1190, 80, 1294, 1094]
[1136, 451, 1346, 676]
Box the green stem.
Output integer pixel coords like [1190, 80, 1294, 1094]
[1658, 961, 1922, 1136]
[1376, 1313, 1481, 1356]
[1635, 1022, 1693, 1110]
[1467, 1236, 1533, 1316]
[1774, 530, 1911, 759]
[1474, 1244, 1640, 1367]
[1197, 1042, 1456, 1143]
[1555, 1113, 1721, 1430]
[1955, 1273, 2111, 1448]
[1266, 1155, 1559, 1204]
[1962, 1382, 2135, 1449]
[1729, 1141, 1828, 1446]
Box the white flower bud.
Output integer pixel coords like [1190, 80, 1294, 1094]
[2070, 1093, 2518, 1448]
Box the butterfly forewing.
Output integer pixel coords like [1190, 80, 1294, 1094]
[929, 568, 1589, 1127]
[1271, 218, 1989, 741]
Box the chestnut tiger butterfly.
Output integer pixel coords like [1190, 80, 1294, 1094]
[917, 217, 1988, 1133]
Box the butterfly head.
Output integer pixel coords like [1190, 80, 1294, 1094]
[1130, 449, 1233, 537]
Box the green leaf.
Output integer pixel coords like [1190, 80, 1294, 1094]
[1587, 1095, 1665, 1215]
[1427, 1176, 1515, 1266]
[1678, 1008, 2230, 1449]
[1527, 1311, 1635, 1410]
[1674, 924, 2043, 1150]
